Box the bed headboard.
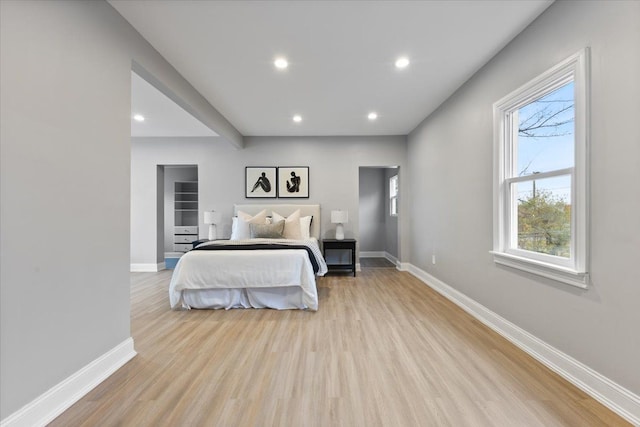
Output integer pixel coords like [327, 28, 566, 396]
[233, 204, 321, 240]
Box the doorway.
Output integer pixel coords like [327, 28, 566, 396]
[163, 165, 198, 268]
[358, 166, 399, 268]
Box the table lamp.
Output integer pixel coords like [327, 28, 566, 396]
[204, 210, 222, 240]
[331, 210, 349, 240]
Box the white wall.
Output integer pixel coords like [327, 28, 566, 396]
[131, 136, 409, 264]
[0, 0, 242, 419]
[407, 0, 640, 394]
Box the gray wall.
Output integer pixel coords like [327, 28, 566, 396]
[0, 0, 241, 418]
[359, 168, 386, 252]
[131, 136, 409, 264]
[156, 166, 165, 263]
[407, 0, 640, 394]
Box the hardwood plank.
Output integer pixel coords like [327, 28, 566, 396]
[50, 268, 630, 426]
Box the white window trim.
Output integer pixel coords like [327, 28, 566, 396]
[492, 48, 590, 289]
[389, 174, 398, 217]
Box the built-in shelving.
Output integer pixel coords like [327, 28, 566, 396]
[174, 181, 198, 252]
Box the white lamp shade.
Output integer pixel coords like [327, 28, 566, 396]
[204, 211, 222, 225]
[331, 210, 349, 224]
[331, 210, 348, 240]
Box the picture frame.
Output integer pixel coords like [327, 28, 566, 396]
[245, 167, 277, 198]
[277, 167, 309, 198]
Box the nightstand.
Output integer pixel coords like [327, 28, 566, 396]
[322, 239, 356, 276]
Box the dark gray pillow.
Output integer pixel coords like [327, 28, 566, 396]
[250, 220, 285, 238]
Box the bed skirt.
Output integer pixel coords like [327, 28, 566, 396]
[178, 286, 312, 310]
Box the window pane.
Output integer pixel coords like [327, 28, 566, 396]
[514, 175, 571, 257]
[517, 82, 574, 176]
[391, 197, 397, 216]
[390, 175, 398, 197]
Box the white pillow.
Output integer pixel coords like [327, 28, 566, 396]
[272, 209, 302, 240]
[300, 215, 312, 239]
[230, 209, 268, 240]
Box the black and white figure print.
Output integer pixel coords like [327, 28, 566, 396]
[277, 167, 309, 198]
[245, 167, 277, 198]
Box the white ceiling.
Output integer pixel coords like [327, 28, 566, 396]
[131, 71, 217, 137]
[114, 0, 553, 137]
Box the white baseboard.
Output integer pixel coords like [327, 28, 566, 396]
[406, 264, 640, 425]
[130, 262, 165, 272]
[384, 252, 399, 267]
[1, 338, 136, 427]
[359, 251, 386, 258]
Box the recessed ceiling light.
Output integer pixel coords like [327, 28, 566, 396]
[274, 58, 288, 69]
[292, 115, 302, 123]
[395, 57, 410, 69]
[133, 114, 145, 122]
[368, 112, 378, 121]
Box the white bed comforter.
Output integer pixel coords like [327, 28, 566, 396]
[169, 238, 327, 311]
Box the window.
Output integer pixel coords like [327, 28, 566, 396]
[389, 174, 398, 216]
[492, 49, 589, 288]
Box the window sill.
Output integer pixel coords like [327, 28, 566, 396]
[490, 251, 589, 289]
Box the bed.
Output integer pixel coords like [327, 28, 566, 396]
[169, 204, 327, 311]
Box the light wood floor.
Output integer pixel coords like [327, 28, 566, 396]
[50, 268, 629, 426]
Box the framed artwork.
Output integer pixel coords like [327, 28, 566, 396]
[278, 167, 309, 198]
[245, 167, 277, 198]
